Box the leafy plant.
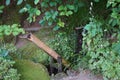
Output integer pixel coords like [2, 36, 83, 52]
[0, 24, 25, 39]
[58, 4, 75, 16]
[0, 57, 20, 80]
[107, 0, 120, 28]
[48, 32, 77, 67]
[82, 17, 120, 80]
[19, 4, 41, 23]
[39, 10, 58, 26]
[2, 0, 86, 31]
[78, 1, 120, 79]
[0, 43, 20, 80]
[0, 43, 17, 58]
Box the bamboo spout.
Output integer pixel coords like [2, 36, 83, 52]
[19, 33, 70, 67]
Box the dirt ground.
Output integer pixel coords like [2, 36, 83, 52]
[51, 69, 103, 80]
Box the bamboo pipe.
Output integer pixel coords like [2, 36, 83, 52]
[19, 33, 70, 67]
[28, 33, 60, 60]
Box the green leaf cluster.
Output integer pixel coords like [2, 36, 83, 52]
[2, 0, 85, 31]
[48, 32, 77, 67]
[0, 43, 20, 80]
[39, 10, 58, 26]
[107, 0, 120, 28]
[82, 17, 120, 80]
[58, 5, 75, 16]
[0, 24, 25, 38]
[0, 57, 20, 80]
[19, 4, 41, 23]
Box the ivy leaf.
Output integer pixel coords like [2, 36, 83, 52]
[0, 10, 3, 13]
[12, 31, 19, 36]
[41, 2, 48, 8]
[53, 25, 60, 31]
[112, 3, 117, 7]
[34, 0, 39, 5]
[60, 12, 65, 16]
[39, 19, 45, 25]
[36, 10, 41, 15]
[66, 11, 73, 16]
[4, 29, 11, 35]
[58, 5, 64, 11]
[50, 2, 57, 7]
[48, 21, 52, 26]
[19, 7, 28, 13]
[111, 19, 117, 26]
[57, 21, 64, 27]
[52, 11, 58, 19]
[6, 0, 10, 5]
[17, 0, 23, 5]
[11, 24, 19, 28]
[17, 28, 25, 34]
[0, 6, 4, 10]
[112, 42, 120, 54]
[84, 24, 91, 30]
[0, 49, 9, 57]
[67, 5, 75, 10]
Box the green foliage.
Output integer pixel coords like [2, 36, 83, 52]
[107, 0, 120, 28]
[2, 0, 86, 31]
[0, 5, 4, 14]
[0, 43, 20, 80]
[82, 16, 120, 80]
[1, 1, 120, 80]
[57, 19, 65, 28]
[5, 0, 10, 5]
[48, 32, 77, 67]
[39, 10, 58, 26]
[0, 43, 17, 58]
[0, 57, 20, 80]
[0, 24, 25, 39]
[19, 4, 41, 23]
[34, 0, 39, 5]
[79, 1, 120, 79]
[40, 1, 81, 30]
[17, 0, 23, 5]
[58, 5, 75, 16]
[15, 0, 84, 30]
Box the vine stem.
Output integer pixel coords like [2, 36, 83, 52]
[89, 1, 94, 21]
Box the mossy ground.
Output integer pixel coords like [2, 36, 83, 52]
[14, 60, 50, 80]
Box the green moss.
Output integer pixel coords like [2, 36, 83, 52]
[19, 42, 50, 64]
[18, 27, 56, 64]
[14, 60, 50, 80]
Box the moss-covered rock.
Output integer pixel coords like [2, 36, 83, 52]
[14, 60, 50, 80]
[19, 43, 50, 64]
